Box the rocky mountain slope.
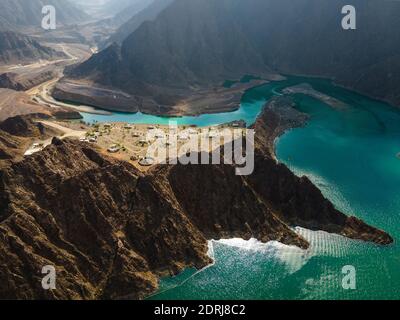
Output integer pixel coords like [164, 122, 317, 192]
[0, 88, 81, 123]
[0, 127, 25, 162]
[102, 0, 173, 48]
[241, 0, 400, 106]
[0, 31, 65, 65]
[0, 89, 52, 121]
[70, 0, 271, 92]
[0, 70, 55, 90]
[0, 115, 60, 166]
[0, 108, 392, 300]
[68, 0, 400, 107]
[104, 0, 154, 21]
[0, 0, 89, 31]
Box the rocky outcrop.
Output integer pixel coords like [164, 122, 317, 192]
[0, 89, 52, 122]
[0, 129, 24, 161]
[53, 80, 141, 113]
[251, 96, 309, 157]
[0, 109, 392, 300]
[0, 88, 83, 122]
[0, 73, 25, 91]
[0, 71, 56, 92]
[0, 31, 65, 65]
[0, 115, 62, 167]
[0, 115, 47, 137]
[52, 110, 83, 120]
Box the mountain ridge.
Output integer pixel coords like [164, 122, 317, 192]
[101, 0, 173, 48]
[0, 0, 89, 31]
[0, 31, 65, 65]
[66, 0, 400, 108]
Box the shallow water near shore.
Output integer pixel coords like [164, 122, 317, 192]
[86, 76, 400, 299]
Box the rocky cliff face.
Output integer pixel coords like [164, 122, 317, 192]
[0, 115, 47, 137]
[0, 110, 392, 300]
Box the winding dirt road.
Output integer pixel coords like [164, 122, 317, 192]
[24, 120, 87, 156]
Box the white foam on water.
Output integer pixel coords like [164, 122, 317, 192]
[214, 238, 310, 274]
[150, 230, 359, 299]
[211, 226, 358, 275]
[294, 227, 354, 258]
[207, 239, 215, 261]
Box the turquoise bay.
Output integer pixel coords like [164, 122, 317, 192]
[82, 76, 400, 299]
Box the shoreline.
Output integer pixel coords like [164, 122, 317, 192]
[51, 79, 269, 118]
[53, 73, 400, 126]
[282, 72, 400, 111]
[251, 96, 309, 160]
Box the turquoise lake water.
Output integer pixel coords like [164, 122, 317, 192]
[82, 76, 400, 299]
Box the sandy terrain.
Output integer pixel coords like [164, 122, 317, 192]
[21, 43, 113, 116]
[44, 120, 246, 172]
[30, 76, 111, 115]
[90, 122, 246, 171]
[0, 89, 51, 121]
[0, 42, 91, 96]
[0, 43, 88, 74]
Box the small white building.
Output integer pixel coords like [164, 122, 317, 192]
[139, 157, 155, 166]
[107, 145, 120, 153]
